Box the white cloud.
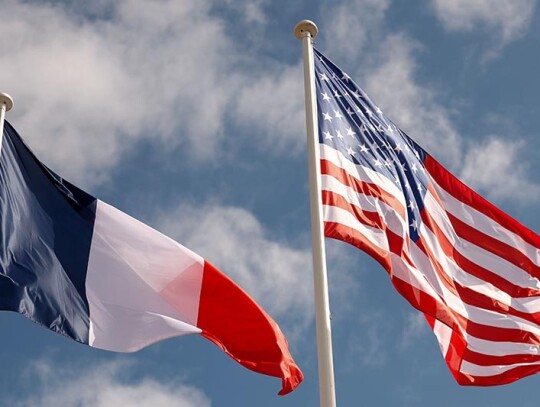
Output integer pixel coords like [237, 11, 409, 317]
[460, 137, 540, 203]
[0, 0, 321, 187]
[232, 64, 305, 153]
[346, 310, 391, 367]
[14, 360, 211, 407]
[321, 0, 391, 63]
[1, 0, 240, 186]
[431, 0, 536, 46]
[363, 34, 462, 167]
[221, 0, 267, 23]
[399, 312, 428, 350]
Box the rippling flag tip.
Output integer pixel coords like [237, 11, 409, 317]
[315, 48, 540, 386]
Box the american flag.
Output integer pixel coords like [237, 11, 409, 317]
[315, 48, 540, 385]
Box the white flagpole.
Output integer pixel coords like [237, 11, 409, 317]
[294, 20, 337, 407]
[0, 93, 14, 146]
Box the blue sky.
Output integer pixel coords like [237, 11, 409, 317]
[1, 0, 540, 405]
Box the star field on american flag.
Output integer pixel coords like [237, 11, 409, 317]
[314, 49, 428, 241]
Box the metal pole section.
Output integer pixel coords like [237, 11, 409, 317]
[0, 93, 14, 148]
[294, 20, 337, 407]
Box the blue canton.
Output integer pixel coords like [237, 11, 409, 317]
[314, 48, 429, 241]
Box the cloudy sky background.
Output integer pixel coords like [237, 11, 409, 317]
[1, 0, 540, 405]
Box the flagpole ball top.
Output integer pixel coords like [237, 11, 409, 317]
[0, 93, 13, 112]
[294, 20, 318, 40]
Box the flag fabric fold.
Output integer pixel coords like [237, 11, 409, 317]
[315, 48, 540, 386]
[0, 121, 302, 395]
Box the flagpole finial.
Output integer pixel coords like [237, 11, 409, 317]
[0, 93, 14, 112]
[294, 20, 318, 40]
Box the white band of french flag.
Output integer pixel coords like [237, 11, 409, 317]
[87, 200, 204, 352]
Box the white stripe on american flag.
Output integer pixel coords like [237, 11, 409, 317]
[459, 359, 540, 377]
[420, 198, 540, 313]
[321, 174, 408, 234]
[466, 335, 540, 357]
[423, 190, 540, 292]
[433, 320, 452, 355]
[431, 179, 540, 270]
[320, 144, 405, 205]
[323, 205, 389, 251]
[390, 248, 540, 337]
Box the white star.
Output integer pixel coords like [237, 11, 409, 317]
[320, 73, 329, 81]
[360, 144, 369, 153]
[408, 200, 416, 211]
[346, 107, 355, 116]
[321, 92, 331, 101]
[333, 90, 342, 99]
[384, 158, 392, 167]
[342, 72, 351, 81]
[373, 158, 383, 168]
[386, 125, 394, 135]
[417, 183, 423, 193]
[323, 112, 333, 122]
[346, 127, 356, 137]
[359, 124, 368, 134]
[394, 143, 403, 152]
[365, 108, 373, 117]
[336, 130, 344, 139]
[376, 106, 383, 115]
[347, 146, 356, 156]
[334, 110, 344, 120]
[411, 163, 419, 173]
[352, 90, 361, 99]
[410, 219, 418, 231]
[323, 131, 333, 140]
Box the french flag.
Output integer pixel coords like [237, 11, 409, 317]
[0, 121, 303, 395]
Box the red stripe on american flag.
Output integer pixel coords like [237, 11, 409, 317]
[464, 348, 540, 366]
[455, 363, 540, 386]
[420, 207, 540, 299]
[322, 190, 386, 230]
[324, 221, 391, 269]
[447, 212, 540, 281]
[425, 155, 540, 251]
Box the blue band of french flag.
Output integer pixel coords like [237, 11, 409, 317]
[0, 121, 302, 395]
